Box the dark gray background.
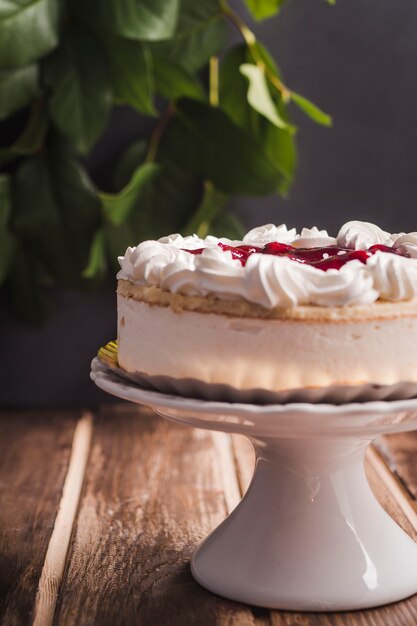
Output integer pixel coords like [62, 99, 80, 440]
[231, 0, 417, 234]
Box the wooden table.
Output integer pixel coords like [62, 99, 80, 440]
[1, 404, 417, 626]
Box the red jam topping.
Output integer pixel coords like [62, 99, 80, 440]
[182, 240, 406, 271]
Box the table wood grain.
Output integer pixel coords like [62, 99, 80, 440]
[1, 405, 417, 626]
[0, 411, 77, 626]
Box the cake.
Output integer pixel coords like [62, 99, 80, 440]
[116, 221, 417, 398]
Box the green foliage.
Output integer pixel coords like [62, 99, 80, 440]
[6, 245, 51, 325]
[74, 0, 179, 42]
[210, 211, 245, 239]
[0, 0, 333, 322]
[175, 98, 290, 195]
[152, 0, 227, 72]
[240, 63, 288, 129]
[0, 65, 40, 120]
[219, 44, 296, 195]
[0, 104, 48, 168]
[12, 135, 101, 287]
[105, 37, 156, 116]
[291, 92, 333, 127]
[0, 175, 16, 285]
[0, 0, 58, 69]
[103, 132, 201, 271]
[43, 25, 113, 154]
[183, 182, 228, 237]
[112, 141, 149, 190]
[101, 163, 160, 226]
[153, 57, 204, 102]
[82, 229, 107, 281]
[245, 0, 287, 21]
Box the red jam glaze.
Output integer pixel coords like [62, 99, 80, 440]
[217, 242, 261, 263]
[182, 241, 406, 271]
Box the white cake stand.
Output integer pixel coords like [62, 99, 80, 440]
[91, 358, 417, 612]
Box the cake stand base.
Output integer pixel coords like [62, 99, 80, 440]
[191, 436, 417, 611]
[90, 358, 417, 612]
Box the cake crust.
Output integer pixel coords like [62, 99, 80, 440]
[117, 280, 417, 323]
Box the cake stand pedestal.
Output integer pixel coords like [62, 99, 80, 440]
[91, 358, 417, 612]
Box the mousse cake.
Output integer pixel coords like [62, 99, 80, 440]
[116, 221, 417, 396]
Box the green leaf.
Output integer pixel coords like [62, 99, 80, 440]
[244, 0, 287, 20]
[43, 25, 112, 154]
[0, 64, 40, 119]
[113, 140, 149, 190]
[105, 37, 156, 116]
[262, 117, 297, 196]
[0, 175, 16, 285]
[0, 226, 16, 284]
[12, 137, 101, 287]
[6, 244, 51, 325]
[74, 0, 179, 41]
[210, 211, 245, 239]
[82, 229, 107, 281]
[220, 45, 296, 196]
[174, 98, 288, 196]
[48, 139, 102, 281]
[9, 103, 47, 153]
[0, 175, 11, 227]
[105, 221, 136, 270]
[101, 162, 160, 226]
[0, 102, 47, 166]
[183, 182, 227, 237]
[219, 45, 259, 132]
[153, 56, 204, 101]
[240, 63, 288, 129]
[0, 0, 58, 69]
[291, 91, 332, 127]
[252, 40, 281, 76]
[106, 130, 200, 265]
[220, 43, 287, 132]
[152, 0, 226, 73]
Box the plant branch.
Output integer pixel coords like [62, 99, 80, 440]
[183, 180, 227, 237]
[145, 103, 174, 163]
[209, 56, 219, 107]
[219, 0, 291, 101]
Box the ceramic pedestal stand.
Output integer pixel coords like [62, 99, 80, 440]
[91, 358, 417, 612]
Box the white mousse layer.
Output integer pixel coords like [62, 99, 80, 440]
[118, 295, 417, 391]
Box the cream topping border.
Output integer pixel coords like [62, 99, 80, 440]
[117, 221, 417, 308]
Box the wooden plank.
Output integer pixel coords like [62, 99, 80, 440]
[379, 432, 417, 501]
[366, 444, 417, 538]
[211, 432, 242, 513]
[33, 412, 93, 626]
[4, 405, 413, 626]
[0, 410, 77, 626]
[231, 435, 255, 495]
[267, 601, 417, 626]
[53, 405, 269, 626]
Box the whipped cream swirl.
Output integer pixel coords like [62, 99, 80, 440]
[244, 256, 377, 308]
[336, 221, 393, 249]
[117, 220, 417, 308]
[367, 252, 417, 301]
[161, 247, 246, 299]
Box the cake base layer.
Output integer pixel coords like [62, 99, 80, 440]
[117, 287, 417, 393]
